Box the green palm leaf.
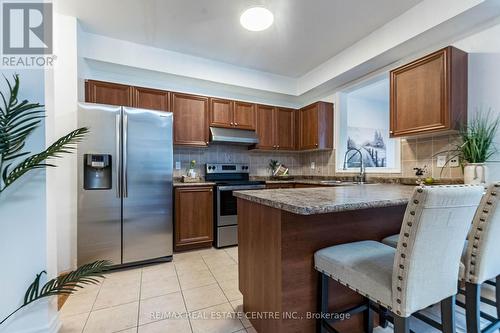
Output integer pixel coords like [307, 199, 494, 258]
[0, 261, 112, 326]
[1, 127, 89, 191]
[0, 75, 44, 161]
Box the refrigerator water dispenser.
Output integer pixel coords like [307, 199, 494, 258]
[83, 154, 112, 190]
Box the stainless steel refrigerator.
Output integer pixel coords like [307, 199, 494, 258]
[77, 103, 173, 267]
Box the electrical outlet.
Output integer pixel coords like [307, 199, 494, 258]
[175, 161, 181, 170]
[310, 162, 315, 169]
[437, 155, 447, 168]
[449, 157, 460, 167]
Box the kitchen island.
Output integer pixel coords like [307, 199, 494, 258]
[234, 184, 415, 333]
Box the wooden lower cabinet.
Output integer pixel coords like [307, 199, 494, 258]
[174, 186, 214, 251]
[266, 183, 295, 189]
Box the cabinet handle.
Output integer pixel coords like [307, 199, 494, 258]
[389, 130, 394, 134]
[230, 122, 234, 126]
[206, 141, 209, 145]
[315, 143, 318, 147]
[234, 122, 238, 126]
[277, 145, 280, 149]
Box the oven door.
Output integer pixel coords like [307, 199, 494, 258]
[216, 185, 266, 227]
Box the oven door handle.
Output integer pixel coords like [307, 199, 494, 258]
[217, 185, 266, 191]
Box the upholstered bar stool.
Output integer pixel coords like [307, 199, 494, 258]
[382, 183, 500, 333]
[461, 183, 500, 333]
[314, 185, 484, 333]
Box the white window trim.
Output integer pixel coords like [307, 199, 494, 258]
[333, 76, 401, 174]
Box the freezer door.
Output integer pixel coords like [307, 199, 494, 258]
[77, 103, 122, 266]
[122, 107, 173, 263]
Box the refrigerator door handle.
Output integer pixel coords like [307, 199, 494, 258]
[123, 114, 128, 198]
[115, 113, 121, 198]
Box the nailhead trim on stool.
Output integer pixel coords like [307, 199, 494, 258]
[463, 183, 500, 284]
[392, 185, 426, 316]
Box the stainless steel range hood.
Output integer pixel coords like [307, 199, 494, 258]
[210, 127, 259, 145]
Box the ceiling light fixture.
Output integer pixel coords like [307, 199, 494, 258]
[240, 7, 274, 32]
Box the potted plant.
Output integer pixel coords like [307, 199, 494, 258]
[445, 110, 500, 184]
[0, 75, 112, 327]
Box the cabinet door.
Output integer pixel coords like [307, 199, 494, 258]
[174, 187, 213, 251]
[85, 80, 132, 106]
[210, 98, 233, 128]
[276, 107, 295, 150]
[299, 104, 319, 150]
[233, 101, 256, 130]
[390, 48, 448, 137]
[171, 93, 209, 146]
[255, 105, 275, 150]
[133, 87, 169, 111]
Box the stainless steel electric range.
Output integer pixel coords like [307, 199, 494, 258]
[205, 163, 266, 248]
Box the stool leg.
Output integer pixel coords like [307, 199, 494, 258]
[394, 314, 410, 333]
[440, 295, 456, 333]
[379, 306, 389, 328]
[465, 282, 481, 333]
[364, 298, 373, 333]
[317, 273, 329, 333]
[496, 275, 500, 320]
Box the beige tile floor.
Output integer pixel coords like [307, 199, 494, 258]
[60, 246, 497, 333]
[60, 247, 248, 333]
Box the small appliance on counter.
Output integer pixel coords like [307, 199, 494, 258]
[205, 163, 266, 248]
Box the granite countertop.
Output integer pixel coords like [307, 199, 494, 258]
[173, 181, 216, 187]
[233, 184, 416, 215]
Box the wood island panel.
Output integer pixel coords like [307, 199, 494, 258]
[238, 199, 407, 333]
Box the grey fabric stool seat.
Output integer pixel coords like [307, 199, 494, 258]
[314, 185, 484, 333]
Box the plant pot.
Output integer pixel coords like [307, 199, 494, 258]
[464, 163, 488, 185]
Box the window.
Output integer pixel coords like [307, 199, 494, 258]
[335, 75, 400, 173]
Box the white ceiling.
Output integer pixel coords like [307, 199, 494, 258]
[58, 0, 423, 78]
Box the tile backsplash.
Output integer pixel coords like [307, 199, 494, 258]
[173, 145, 303, 178]
[174, 133, 464, 180]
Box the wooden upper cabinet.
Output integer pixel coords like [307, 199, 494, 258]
[390, 46, 467, 137]
[298, 102, 333, 150]
[255, 105, 276, 150]
[133, 86, 169, 111]
[85, 80, 132, 106]
[174, 186, 213, 252]
[209, 98, 233, 128]
[233, 101, 256, 130]
[275, 107, 295, 150]
[171, 93, 209, 147]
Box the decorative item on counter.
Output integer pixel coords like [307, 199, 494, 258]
[268, 159, 279, 176]
[438, 109, 500, 185]
[187, 160, 197, 178]
[272, 164, 292, 180]
[413, 166, 429, 185]
[182, 160, 202, 182]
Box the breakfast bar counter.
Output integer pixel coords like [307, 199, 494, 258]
[234, 184, 415, 333]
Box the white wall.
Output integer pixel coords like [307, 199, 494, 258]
[0, 70, 58, 333]
[45, 13, 79, 275]
[468, 54, 500, 181]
